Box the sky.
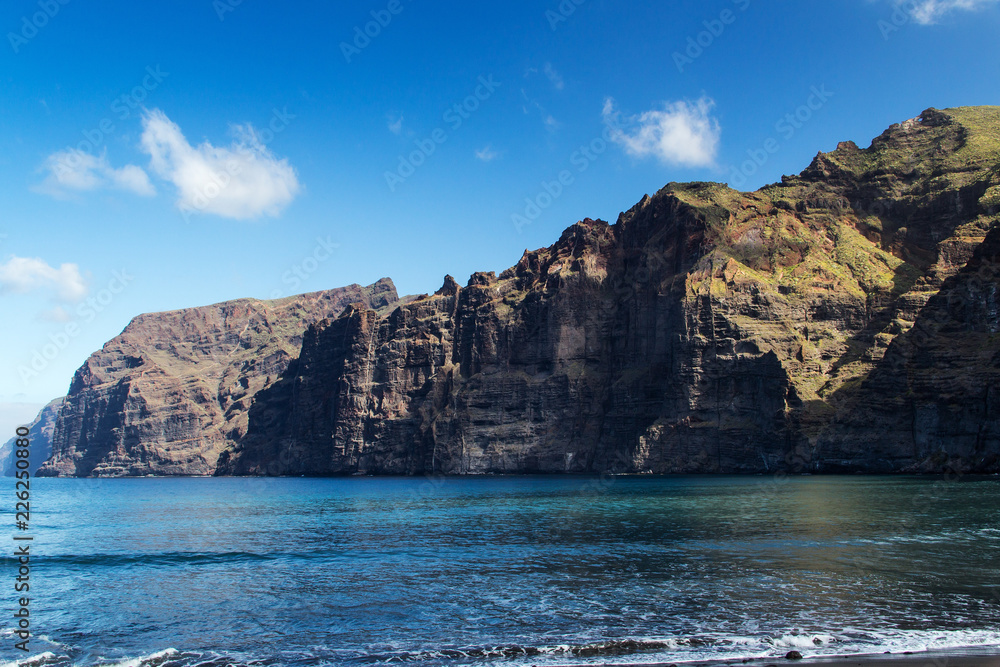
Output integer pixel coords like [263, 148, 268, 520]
[1, 0, 999, 433]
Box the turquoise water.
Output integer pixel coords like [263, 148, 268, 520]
[3, 475, 1000, 666]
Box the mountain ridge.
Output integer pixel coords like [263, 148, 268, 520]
[38, 279, 398, 476]
[0, 398, 63, 476]
[42, 105, 1000, 476]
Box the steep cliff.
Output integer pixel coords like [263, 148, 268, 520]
[38, 280, 398, 476]
[217, 107, 1000, 475]
[816, 224, 1000, 471]
[47, 106, 1000, 477]
[0, 398, 64, 475]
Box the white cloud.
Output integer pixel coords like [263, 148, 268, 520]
[0, 256, 88, 302]
[387, 115, 404, 135]
[37, 149, 155, 198]
[475, 145, 499, 162]
[140, 109, 301, 220]
[544, 63, 565, 91]
[603, 96, 720, 168]
[107, 164, 155, 195]
[903, 0, 999, 23]
[543, 115, 561, 133]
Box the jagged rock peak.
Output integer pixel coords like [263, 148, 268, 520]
[435, 275, 460, 296]
[43, 106, 1000, 477]
[466, 271, 497, 287]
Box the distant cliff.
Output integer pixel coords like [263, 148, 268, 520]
[0, 398, 63, 475]
[46, 106, 1000, 476]
[38, 281, 398, 476]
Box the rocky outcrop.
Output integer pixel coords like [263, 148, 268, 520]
[217, 106, 1000, 476]
[38, 280, 398, 476]
[0, 398, 64, 475]
[45, 106, 1000, 476]
[815, 224, 1000, 471]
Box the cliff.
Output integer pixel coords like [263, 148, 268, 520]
[0, 398, 64, 475]
[38, 280, 398, 476]
[46, 106, 1000, 476]
[217, 107, 1000, 475]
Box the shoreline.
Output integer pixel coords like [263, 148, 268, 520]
[556, 648, 1000, 667]
[28, 472, 1000, 479]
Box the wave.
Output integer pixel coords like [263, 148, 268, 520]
[360, 629, 1000, 665]
[5, 629, 1000, 667]
[0, 653, 63, 667]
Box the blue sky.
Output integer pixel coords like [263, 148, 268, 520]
[1, 0, 999, 432]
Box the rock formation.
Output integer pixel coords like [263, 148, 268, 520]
[45, 106, 1000, 476]
[38, 280, 398, 476]
[0, 398, 64, 475]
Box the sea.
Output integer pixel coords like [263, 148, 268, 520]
[2, 474, 1000, 667]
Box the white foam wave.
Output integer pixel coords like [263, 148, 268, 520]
[95, 648, 180, 667]
[770, 633, 838, 649]
[0, 652, 58, 667]
[486, 628, 1000, 666]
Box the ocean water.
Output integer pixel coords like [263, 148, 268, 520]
[2, 475, 1000, 667]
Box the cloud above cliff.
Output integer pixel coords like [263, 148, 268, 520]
[475, 145, 499, 162]
[140, 109, 301, 220]
[603, 96, 720, 168]
[903, 0, 999, 23]
[35, 149, 155, 199]
[0, 256, 88, 302]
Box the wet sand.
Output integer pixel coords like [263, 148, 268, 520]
[760, 651, 1000, 667]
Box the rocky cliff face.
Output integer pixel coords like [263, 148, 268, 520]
[47, 106, 1000, 477]
[816, 224, 1000, 471]
[0, 398, 64, 475]
[38, 280, 398, 476]
[217, 107, 1000, 475]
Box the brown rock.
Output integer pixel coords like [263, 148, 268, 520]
[38, 280, 398, 476]
[44, 106, 1000, 477]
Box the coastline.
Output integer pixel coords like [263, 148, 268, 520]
[563, 649, 1000, 667]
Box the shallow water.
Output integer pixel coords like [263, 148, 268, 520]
[2, 475, 1000, 666]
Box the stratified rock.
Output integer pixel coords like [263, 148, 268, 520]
[45, 106, 1000, 477]
[217, 106, 1000, 476]
[0, 398, 64, 475]
[38, 280, 397, 477]
[817, 224, 1000, 471]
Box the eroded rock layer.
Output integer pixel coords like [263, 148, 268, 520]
[46, 106, 1000, 476]
[219, 108, 1000, 475]
[39, 280, 398, 476]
